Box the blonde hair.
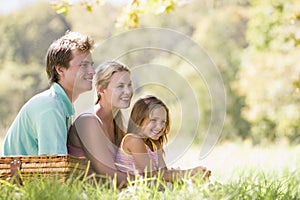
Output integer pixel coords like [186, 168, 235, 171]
[128, 95, 170, 152]
[94, 60, 130, 146]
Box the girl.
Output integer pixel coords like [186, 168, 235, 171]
[115, 95, 211, 181]
[67, 60, 134, 187]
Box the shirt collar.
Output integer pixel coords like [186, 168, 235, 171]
[52, 83, 75, 116]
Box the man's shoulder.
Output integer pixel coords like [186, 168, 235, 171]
[24, 88, 63, 111]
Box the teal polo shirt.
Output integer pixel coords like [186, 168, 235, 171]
[2, 83, 74, 155]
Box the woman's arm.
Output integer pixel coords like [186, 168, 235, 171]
[71, 114, 132, 187]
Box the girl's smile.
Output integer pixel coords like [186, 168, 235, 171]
[142, 106, 167, 140]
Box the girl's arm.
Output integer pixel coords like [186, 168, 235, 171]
[123, 136, 211, 181]
[123, 135, 157, 173]
[155, 142, 211, 181]
[69, 114, 132, 187]
[124, 138, 191, 181]
[158, 165, 211, 182]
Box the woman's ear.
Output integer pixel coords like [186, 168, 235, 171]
[98, 87, 105, 94]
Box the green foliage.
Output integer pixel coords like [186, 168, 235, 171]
[0, 3, 70, 128]
[193, 3, 251, 140]
[0, 62, 44, 122]
[221, 170, 300, 199]
[116, 0, 177, 28]
[1, 0, 300, 144]
[51, 0, 177, 29]
[50, 0, 101, 16]
[0, 163, 299, 199]
[247, 0, 284, 50]
[236, 0, 300, 143]
[0, 3, 70, 65]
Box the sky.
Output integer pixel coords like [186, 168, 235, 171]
[0, 0, 42, 14]
[0, 0, 129, 14]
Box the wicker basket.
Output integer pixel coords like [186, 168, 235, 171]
[0, 154, 88, 183]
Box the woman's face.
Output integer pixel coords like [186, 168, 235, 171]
[101, 71, 133, 109]
[141, 106, 167, 141]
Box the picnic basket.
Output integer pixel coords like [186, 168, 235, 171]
[0, 154, 88, 183]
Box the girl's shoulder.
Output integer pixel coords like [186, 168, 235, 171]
[121, 133, 147, 152]
[122, 133, 144, 144]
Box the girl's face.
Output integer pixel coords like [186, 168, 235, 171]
[142, 106, 167, 141]
[101, 71, 133, 109]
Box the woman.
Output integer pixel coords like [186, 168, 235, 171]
[67, 60, 133, 187]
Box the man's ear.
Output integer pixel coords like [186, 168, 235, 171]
[55, 65, 64, 77]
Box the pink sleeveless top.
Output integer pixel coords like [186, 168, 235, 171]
[115, 134, 159, 175]
[67, 144, 95, 175]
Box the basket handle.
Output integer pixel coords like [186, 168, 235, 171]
[10, 159, 23, 185]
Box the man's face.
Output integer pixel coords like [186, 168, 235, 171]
[62, 49, 95, 98]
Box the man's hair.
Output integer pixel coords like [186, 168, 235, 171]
[46, 31, 95, 85]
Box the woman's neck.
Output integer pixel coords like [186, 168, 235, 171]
[95, 104, 118, 144]
[96, 101, 119, 121]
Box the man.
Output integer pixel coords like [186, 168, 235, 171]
[2, 31, 95, 155]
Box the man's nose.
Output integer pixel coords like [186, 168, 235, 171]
[88, 65, 95, 75]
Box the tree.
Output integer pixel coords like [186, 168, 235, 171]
[236, 0, 300, 143]
[193, 1, 251, 140]
[50, 0, 177, 28]
[0, 3, 70, 127]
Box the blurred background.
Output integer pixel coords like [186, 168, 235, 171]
[0, 0, 299, 175]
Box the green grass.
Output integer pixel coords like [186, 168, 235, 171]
[0, 165, 299, 200]
[0, 142, 299, 199]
